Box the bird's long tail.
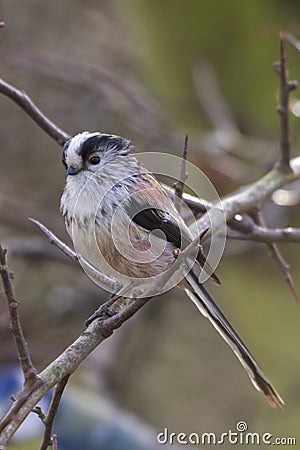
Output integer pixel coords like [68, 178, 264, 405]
[185, 271, 284, 408]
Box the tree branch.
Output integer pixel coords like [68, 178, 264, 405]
[191, 156, 300, 238]
[253, 212, 299, 304]
[52, 435, 58, 450]
[164, 184, 209, 214]
[174, 133, 189, 206]
[0, 245, 37, 383]
[227, 224, 300, 243]
[40, 375, 70, 450]
[0, 78, 70, 146]
[284, 32, 300, 52]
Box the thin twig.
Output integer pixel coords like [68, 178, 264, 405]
[40, 375, 70, 450]
[269, 244, 299, 304]
[0, 245, 37, 383]
[284, 32, 300, 53]
[164, 183, 209, 214]
[274, 36, 297, 173]
[174, 134, 189, 198]
[167, 186, 300, 247]
[29, 218, 119, 293]
[52, 435, 58, 450]
[253, 212, 299, 304]
[0, 79, 70, 146]
[173, 134, 189, 214]
[192, 155, 300, 239]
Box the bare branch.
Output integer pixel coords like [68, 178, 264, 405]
[164, 184, 209, 214]
[273, 36, 297, 173]
[29, 218, 119, 293]
[169, 181, 300, 245]
[284, 32, 300, 54]
[269, 244, 299, 304]
[52, 435, 58, 450]
[40, 375, 70, 450]
[0, 244, 37, 383]
[0, 78, 70, 146]
[174, 134, 189, 212]
[227, 225, 300, 243]
[192, 156, 300, 238]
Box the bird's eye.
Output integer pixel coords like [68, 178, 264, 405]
[88, 154, 100, 165]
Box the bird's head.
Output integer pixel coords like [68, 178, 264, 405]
[62, 131, 133, 176]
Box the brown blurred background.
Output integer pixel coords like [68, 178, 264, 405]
[0, 1, 300, 449]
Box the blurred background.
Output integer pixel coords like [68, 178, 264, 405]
[0, 1, 300, 449]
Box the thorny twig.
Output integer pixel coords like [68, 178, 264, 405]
[174, 134, 189, 210]
[253, 212, 299, 304]
[40, 375, 70, 450]
[274, 36, 297, 173]
[0, 245, 37, 383]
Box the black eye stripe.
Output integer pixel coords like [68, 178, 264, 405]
[62, 139, 71, 168]
[80, 136, 104, 160]
[80, 134, 132, 160]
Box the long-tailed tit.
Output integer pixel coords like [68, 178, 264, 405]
[60, 131, 283, 408]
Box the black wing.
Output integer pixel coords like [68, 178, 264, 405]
[132, 208, 185, 248]
[126, 197, 220, 284]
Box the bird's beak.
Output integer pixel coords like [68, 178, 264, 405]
[67, 166, 81, 176]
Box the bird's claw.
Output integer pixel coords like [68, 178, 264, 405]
[85, 304, 117, 327]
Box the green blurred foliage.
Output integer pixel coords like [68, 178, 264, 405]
[119, 0, 300, 136]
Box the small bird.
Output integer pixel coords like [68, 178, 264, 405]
[60, 131, 283, 408]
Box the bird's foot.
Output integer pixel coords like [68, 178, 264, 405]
[85, 303, 117, 327]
